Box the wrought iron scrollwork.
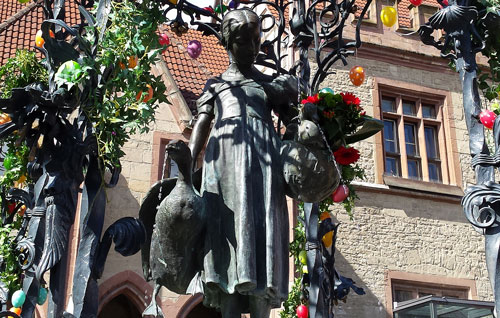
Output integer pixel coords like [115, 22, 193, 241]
[16, 239, 36, 271]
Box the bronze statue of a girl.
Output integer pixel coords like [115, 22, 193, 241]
[188, 8, 297, 318]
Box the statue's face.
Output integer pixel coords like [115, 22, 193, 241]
[229, 21, 261, 67]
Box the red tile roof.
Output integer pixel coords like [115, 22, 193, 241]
[0, 0, 80, 65]
[0, 0, 228, 110]
[398, 0, 440, 28]
[160, 25, 229, 110]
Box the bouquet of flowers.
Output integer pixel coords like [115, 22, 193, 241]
[299, 88, 383, 214]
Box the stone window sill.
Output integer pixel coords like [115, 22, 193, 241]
[353, 176, 464, 203]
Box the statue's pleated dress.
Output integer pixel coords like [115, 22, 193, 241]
[196, 77, 289, 310]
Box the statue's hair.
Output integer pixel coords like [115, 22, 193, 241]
[221, 9, 260, 49]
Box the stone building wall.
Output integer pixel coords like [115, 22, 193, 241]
[94, 24, 494, 318]
[314, 55, 493, 318]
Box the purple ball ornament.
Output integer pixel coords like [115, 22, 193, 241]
[229, 1, 240, 9]
[187, 40, 202, 59]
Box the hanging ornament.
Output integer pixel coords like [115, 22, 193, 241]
[158, 34, 170, 46]
[322, 231, 334, 247]
[319, 211, 331, 221]
[296, 304, 309, 318]
[11, 290, 26, 308]
[298, 250, 307, 265]
[302, 265, 308, 274]
[332, 184, 350, 203]
[187, 40, 202, 59]
[9, 307, 22, 317]
[349, 66, 365, 86]
[380, 6, 397, 27]
[319, 87, 335, 95]
[410, 0, 423, 6]
[35, 29, 55, 48]
[228, 1, 240, 9]
[203, 6, 215, 14]
[214, 4, 228, 13]
[37, 287, 48, 305]
[480, 109, 497, 129]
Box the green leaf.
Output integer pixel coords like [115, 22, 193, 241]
[345, 117, 384, 144]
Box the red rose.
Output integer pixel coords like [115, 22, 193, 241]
[333, 146, 360, 165]
[340, 92, 361, 108]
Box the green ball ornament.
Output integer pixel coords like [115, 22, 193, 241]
[298, 250, 307, 265]
[319, 87, 334, 95]
[3, 155, 13, 170]
[37, 287, 48, 305]
[11, 290, 26, 308]
[18, 0, 30, 3]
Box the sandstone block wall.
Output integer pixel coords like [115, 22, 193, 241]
[96, 47, 494, 318]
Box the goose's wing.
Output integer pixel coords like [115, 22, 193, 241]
[139, 177, 177, 280]
[139, 168, 202, 280]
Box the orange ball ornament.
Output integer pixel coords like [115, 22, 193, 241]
[136, 84, 154, 103]
[349, 66, 365, 86]
[320, 211, 331, 221]
[128, 56, 138, 69]
[35, 29, 55, 48]
[380, 6, 397, 27]
[9, 307, 22, 317]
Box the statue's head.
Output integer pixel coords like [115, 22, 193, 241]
[221, 9, 261, 67]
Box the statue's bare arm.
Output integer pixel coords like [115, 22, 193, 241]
[188, 112, 212, 171]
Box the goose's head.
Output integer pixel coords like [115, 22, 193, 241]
[166, 140, 191, 163]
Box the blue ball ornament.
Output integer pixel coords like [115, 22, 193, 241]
[319, 87, 335, 95]
[37, 287, 48, 305]
[11, 290, 26, 308]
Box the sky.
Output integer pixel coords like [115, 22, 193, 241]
[165, 0, 216, 21]
[193, 0, 216, 6]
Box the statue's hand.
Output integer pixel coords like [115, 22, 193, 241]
[273, 74, 299, 98]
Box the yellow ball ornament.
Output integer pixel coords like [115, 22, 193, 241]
[380, 7, 397, 27]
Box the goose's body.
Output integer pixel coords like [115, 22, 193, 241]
[143, 140, 205, 317]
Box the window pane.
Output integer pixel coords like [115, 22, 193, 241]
[382, 97, 396, 112]
[395, 290, 414, 303]
[384, 120, 398, 153]
[424, 126, 439, 159]
[386, 157, 401, 177]
[408, 159, 421, 179]
[404, 123, 418, 156]
[403, 100, 416, 116]
[428, 162, 441, 182]
[422, 104, 437, 119]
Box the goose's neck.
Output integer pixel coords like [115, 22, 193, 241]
[175, 158, 192, 185]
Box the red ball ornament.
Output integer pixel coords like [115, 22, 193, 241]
[410, 0, 422, 5]
[480, 109, 497, 130]
[349, 66, 365, 86]
[332, 185, 350, 203]
[296, 304, 308, 318]
[7, 202, 16, 215]
[159, 34, 170, 46]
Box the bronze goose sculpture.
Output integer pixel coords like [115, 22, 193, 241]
[142, 140, 206, 317]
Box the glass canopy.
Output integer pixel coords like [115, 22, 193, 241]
[393, 295, 494, 318]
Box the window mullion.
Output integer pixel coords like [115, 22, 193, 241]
[419, 120, 429, 182]
[398, 118, 408, 178]
[437, 108, 450, 184]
